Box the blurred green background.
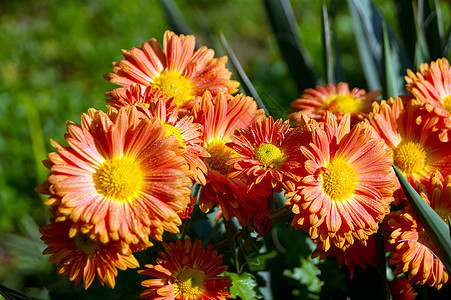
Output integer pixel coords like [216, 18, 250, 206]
[1, 0, 450, 299]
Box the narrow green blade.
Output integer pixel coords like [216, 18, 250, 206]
[347, 0, 411, 91]
[394, 0, 416, 62]
[393, 166, 451, 275]
[219, 32, 269, 116]
[159, 0, 198, 44]
[263, 0, 318, 93]
[382, 21, 399, 99]
[321, 2, 335, 84]
[347, 0, 381, 91]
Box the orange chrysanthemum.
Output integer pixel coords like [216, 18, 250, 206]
[227, 116, 305, 191]
[389, 277, 418, 300]
[106, 30, 239, 110]
[385, 171, 450, 289]
[40, 218, 139, 289]
[36, 106, 192, 249]
[368, 97, 451, 184]
[312, 235, 377, 278]
[405, 58, 451, 142]
[139, 239, 232, 300]
[106, 84, 173, 111]
[286, 113, 396, 251]
[288, 82, 380, 126]
[192, 92, 270, 225]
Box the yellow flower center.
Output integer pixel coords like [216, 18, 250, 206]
[442, 95, 451, 113]
[205, 139, 238, 175]
[325, 94, 362, 114]
[74, 232, 100, 257]
[322, 158, 357, 201]
[93, 156, 143, 202]
[255, 143, 284, 168]
[174, 267, 205, 298]
[163, 123, 186, 147]
[393, 141, 427, 175]
[152, 71, 194, 107]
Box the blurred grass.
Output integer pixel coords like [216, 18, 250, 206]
[0, 0, 450, 298]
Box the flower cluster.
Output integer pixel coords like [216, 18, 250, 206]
[36, 30, 450, 295]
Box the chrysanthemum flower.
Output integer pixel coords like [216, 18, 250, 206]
[368, 97, 451, 184]
[192, 91, 270, 226]
[137, 94, 210, 185]
[40, 218, 139, 289]
[288, 82, 380, 126]
[385, 171, 450, 289]
[139, 239, 232, 300]
[286, 113, 396, 251]
[227, 116, 305, 191]
[405, 58, 451, 142]
[36, 106, 192, 248]
[105, 30, 239, 110]
[106, 84, 173, 111]
[389, 277, 418, 300]
[312, 235, 377, 278]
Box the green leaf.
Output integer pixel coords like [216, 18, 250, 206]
[394, 0, 416, 62]
[225, 272, 259, 300]
[159, 0, 197, 44]
[321, 2, 335, 84]
[347, 0, 410, 91]
[424, 0, 445, 59]
[219, 32, 269, 117]
[283, 257, 324, 294]
[393, 166, 451, 275]
[412, 1, 431, 66]
[382, 21, 399, 99]
[263, 0, 317, 93]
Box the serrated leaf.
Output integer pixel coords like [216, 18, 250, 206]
[283, 257, 324, 293]
[393, 166, 451, 275]
[219, 32, 269, 116]
[225, 272, 259, 300]
[263, 0, 317, 93]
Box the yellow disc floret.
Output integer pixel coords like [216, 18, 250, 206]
[152, 71, 194, 107]
[322, 158, 357, 201]
[442, 95, 451, 113]
[174, 267, 205, 298]
[163, 123, 186, 147]
[93, 156, 143, 202]
[394, 140, 428, 175]
[325, 94, 362, 114]
[255, 143, 284, 168]
[73, 232, 100, 257]
[205, 139, 238, 175]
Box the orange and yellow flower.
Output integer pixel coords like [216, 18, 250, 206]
[139, 239, 232, 300]
[133, 92, 210, 185]
[227, 116, 305, 191]
[389, 277, 418, 300]
[368, 97, 451, 184]
[288, 82, 380, 126]
[286, 113, 396, 251]
[192, 92, 270, 225]
[36, 106, 192, 249]
[106, 30, 239, 110]
[385, 171, 450, 289]
[312, 235, 377, 278]
[40, 218, 139, 289]
[405, 58, 451, 142]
